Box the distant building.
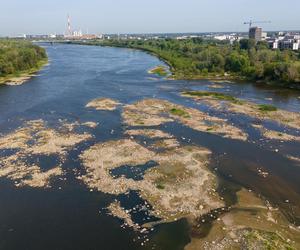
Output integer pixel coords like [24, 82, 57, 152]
[56, 34, 65, 39]
[278, 40, 299, 50]
[267, 39, 279, 49]
[25, 34, 49, 40]
[281, 33, 300, 50]
[266, 33, 300, 50]
[14, 34, 26, 39]
[214, 33, 241, 44]
[292, 42, 299, 50]
[261, 32, 268, 40]
[249, 27, 262, 41]
[73, 30, 82, 37]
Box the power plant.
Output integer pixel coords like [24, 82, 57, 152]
[64, 14, 98, 39]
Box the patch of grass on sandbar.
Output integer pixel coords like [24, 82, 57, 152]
[149, 66, 168, 76]
[258, 104, 278, 112]
[182, 91, 243, 104]
[170, 108, 190, 118]
[244, 230, 293, 249]
[156, 184, 165, 190]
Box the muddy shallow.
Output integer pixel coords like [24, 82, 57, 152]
[0, 43, 300, 250]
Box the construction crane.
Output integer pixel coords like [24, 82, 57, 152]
[244, 20, 271, 29]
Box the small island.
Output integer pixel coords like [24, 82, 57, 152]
[0, 39, 48, 85]
[148, 66, 168, 77]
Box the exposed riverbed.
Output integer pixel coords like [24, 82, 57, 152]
[0, 43, 300, 250]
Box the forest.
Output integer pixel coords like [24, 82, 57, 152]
[0, 39, 47, 78]
[95, 38, 300, 85]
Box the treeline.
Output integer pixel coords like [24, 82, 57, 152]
[96, 38, 300, 84]
[0, 39, 47, 77]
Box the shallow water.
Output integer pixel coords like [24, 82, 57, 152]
[110, 161, 158, 181]
[0, 43, 300, 249]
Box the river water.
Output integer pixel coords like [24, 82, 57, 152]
[0, 44, 300, 250]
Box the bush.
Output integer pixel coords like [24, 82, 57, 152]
[0, 39, 47, 77]
[225, 52, 250, 72]
[98, 38, 300, 84]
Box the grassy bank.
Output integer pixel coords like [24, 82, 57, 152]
[0, 59, 48, 85]
[0, 40, 48, 85]
[67, 38, 300, 89]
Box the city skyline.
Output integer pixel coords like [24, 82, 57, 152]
[0, 0, 300, 36]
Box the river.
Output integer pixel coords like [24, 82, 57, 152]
[0, 43, 300, 249]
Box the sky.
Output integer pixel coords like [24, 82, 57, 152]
[0, 0, 299, 36]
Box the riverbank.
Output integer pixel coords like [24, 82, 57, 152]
[0, 59, 48, 86]
[1, 43, 300, 250]
[0, 40, 48, 86]
[64, 40, 300, 90]
[115, 46, 300, 90]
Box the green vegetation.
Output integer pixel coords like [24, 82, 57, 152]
[243, 229, 295, 250]
[183, 90, 279, 112]
[258, 104, 278, 112]
[206, 127, 215, 131]
[169, 108, 190, 117]
[183, 91, 236, 101]
[156, 184, 165, 190]
[182, 91, 244, 104]
[149, 66, 168, 76]
[153, 161, 191, 186]
[0, 39, 47, 84]
[76, 38, 300, 86]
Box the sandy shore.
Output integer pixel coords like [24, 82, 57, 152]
[0, 60, 48, 86]
[82, 121, 98, 128]
[3, 75, 34, 86]
[182, 91, 300, 130]
[0, 119, 92, 188]
[79, 139, 224, 224]
[1, 94, 298, 248]
[125, 129, 173, 139]
[107, 201, 137, 229]
[186, 189, 300, 250]
[86, 98, 121, 111]
[253, 124, 300, 142]
[123, 98, 248, 141]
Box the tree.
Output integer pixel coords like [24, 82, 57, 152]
[225, 52, 250, 72]
[239, 39, 256, 50]
[256, 41, 269, 50]
[286, 64, 299, 82]
[192, 37, 204, 44]
[100, 37, 300, 84]
[0, 39, 47, 78]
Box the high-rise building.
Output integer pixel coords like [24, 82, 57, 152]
[249, 27, 262, 41]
